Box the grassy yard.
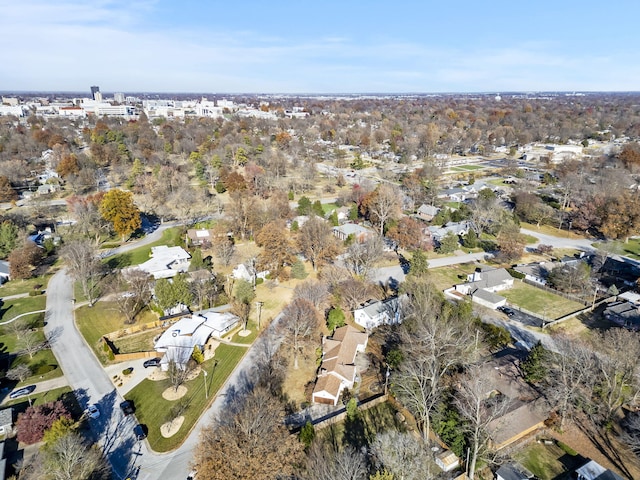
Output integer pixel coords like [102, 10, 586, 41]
[501, 281, 585, 318]
[125, 344, 247, 452]
[112, 329, 159, 354]
[592, 238, 640, 259]
[514, 442, 583, 480]
[0, 295, 47, 323]
[316, 401, 406, 449]
[321, 202, 338, 214]
[0, 276, 50, 297]
[521, 222, 585, 239]
[428, 263, 478, 291]
[75, 301, 159, 364]
[104, 227, 185, 269]
[2, 387, 76, 413]
[449, 164, 484, 171]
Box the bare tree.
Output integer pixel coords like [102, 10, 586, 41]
[293, 279, 330, 311]
[546, 336, 595, 430]
[297, 215, 340, 271]
[167, 359, 195, 393]
[455, 365, 513, 480]
[364, 184, 402, 236]
[281, 298, 320, 369]
[338, 277, 375, 312]
[6, 363, 32, 383]
[369, 430, 432, 480]
[305, 443, 368, 480]
[41, 432, 110, 480]
[113, 270, 152, 324]
[18, 330, 46, 359]
[344, 236, 383, 278]
[60, 239, 103, 306]
[620, 411, 640, 460]
[192, 385, 302, 479]
[4, 318, 30, 340]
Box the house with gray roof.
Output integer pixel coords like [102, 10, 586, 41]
[446, 267, 514, 309]
[353, 295, 406, 330]
[428, 221, 470, 242]
[332, 223, 375, 243]
[416, 204, 440, 221]
[0, 408, 12, 436]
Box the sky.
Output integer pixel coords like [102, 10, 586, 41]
[1, 0, 640, 94]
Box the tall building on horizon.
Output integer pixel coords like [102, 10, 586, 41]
[90, 85, 100, 100]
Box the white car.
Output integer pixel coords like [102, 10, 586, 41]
[87, 404, 100, 419]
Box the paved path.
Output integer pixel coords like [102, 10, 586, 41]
[0, 309, 46, 325]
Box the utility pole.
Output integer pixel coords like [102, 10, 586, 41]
[256, 301, 264, 329]
[203, 369, 208, 399]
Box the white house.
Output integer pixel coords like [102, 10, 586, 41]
[154, 308, 239, 370]
[353, 296, 406, 330]
[232, 263, 269, 282]
[133, 245, 191, 279]
[446, 267, 514, 309]
[312, 325, 368, 406]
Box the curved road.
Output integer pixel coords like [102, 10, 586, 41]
[44, 219, 278, 480]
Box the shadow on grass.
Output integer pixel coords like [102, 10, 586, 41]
[105, 253, 133, 270]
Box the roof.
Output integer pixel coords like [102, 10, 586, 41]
[354, 296, 403, 324]
[496, 462, 534, 480]
[471, 288, 505, 305]
[135, 245, 191, 279]
[575, 460, 624, 480]
[155, 308, 239, 366]
[619, 291, 640, 304]
[417, 204, 439, 216]
[313, 374, 343, 399]
[466, 268, 512, 289]
[435, 450, 459, 467]
[332, 223, 372, 236]
[0, 261, 9, 276]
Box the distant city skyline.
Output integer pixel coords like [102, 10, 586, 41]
[2, 0, 640, 94]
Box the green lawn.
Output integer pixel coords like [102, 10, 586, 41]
[429, 263, 478, 291]
[0, 275, 51, 298]
[321, 202, 338, 214]
[449, 164, 484, 171]
[75, 301, 159, 364]
[0, 295, 47, 323]
[592, 238, 640, 259]
[125, 344, 247, 452]
[104, 227, 184, 269]
[501, 281, 585, 318]
[3, 387, 75, 411]
[229, 322, 259, 344]
[514, 442, 582, 480]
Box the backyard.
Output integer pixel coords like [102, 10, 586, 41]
[501, 281, 585, 319]
[75, 301, 159, 364]
[124, 344, 247, 452]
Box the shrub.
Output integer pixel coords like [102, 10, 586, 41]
[507, 268, 525, 280]
[122, 367, 133, 375]
[291, 260, 308, 279]
[557, 441, 578, 456]
[28, 290, 42, 296]
[298, 421, 315, 448]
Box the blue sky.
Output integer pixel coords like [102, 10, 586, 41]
[1, 0, 639, 93]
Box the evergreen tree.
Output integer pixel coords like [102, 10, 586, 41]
[521, 341, 549, 384]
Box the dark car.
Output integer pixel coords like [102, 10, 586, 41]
[143, 357, 161, 368]
[120, 400, 135, 416]
[9, 385, 36, 399]
[499, 306, 516, 317]
[133, 424, 147, 440]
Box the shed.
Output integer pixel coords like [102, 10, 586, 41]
[435, 450, 459, 472]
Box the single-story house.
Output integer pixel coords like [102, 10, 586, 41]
[513, 262, 552, 285]
[416, 204, 440, 222]
[0, 408, 12, 436]
[353, 295, 406, 330]
[428, 221, 470, 242]
[0, 261, 9, 284]
[604, 301, 640, 330]
[312, 325, 368, 406]
[446, 267, 514, 309]
[575, 459, 624, 480]
[131, 245, 191, 279]
[186, 228, 216, 246]
[435, 450, 459, 472]
[332, 223, 375, 243]
[154, 308, 239, 369]
[438, 187, 467, 203]
[495, 462, 535, 480]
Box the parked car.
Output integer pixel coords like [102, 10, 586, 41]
[87, 404, 100, 419]
[120, 400, 135, 416]
[9, 385, 36, 399]
[143, 357, 161, 368]
[499, 306, 516, 317]
[187, 470, 197, 480]
[133, 424, 147, 440]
